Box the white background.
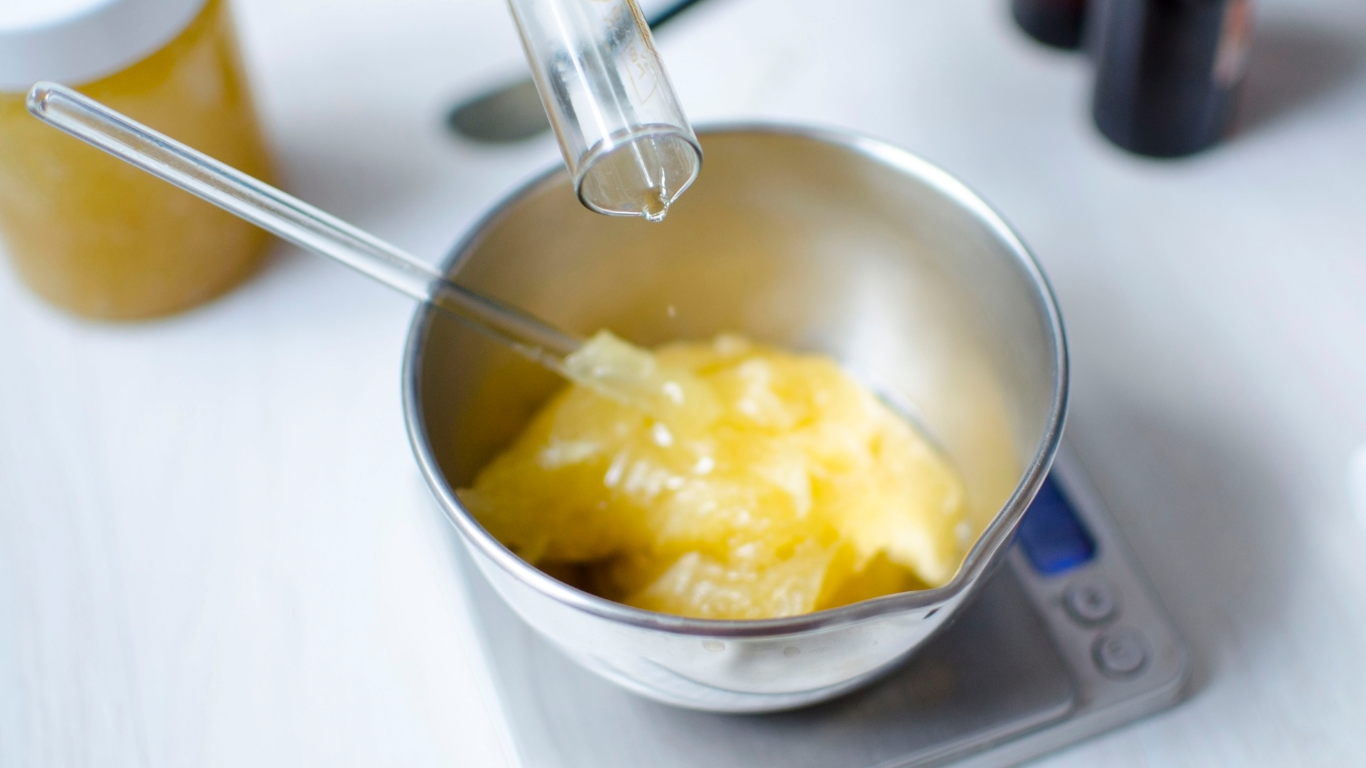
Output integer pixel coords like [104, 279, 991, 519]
[2, 0, 1365, 765]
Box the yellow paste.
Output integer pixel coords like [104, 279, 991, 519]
[459, 332, 969, 620]
[0, 0, 272, 319]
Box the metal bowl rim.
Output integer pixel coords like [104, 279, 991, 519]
[402, 122, 1069, 638]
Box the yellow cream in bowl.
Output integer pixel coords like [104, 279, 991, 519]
[458, 332, 969, 620]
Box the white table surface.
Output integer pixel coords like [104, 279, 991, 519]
[3, 0, 1365, 765]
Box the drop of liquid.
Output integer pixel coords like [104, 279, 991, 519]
[641, 187, 670, 223]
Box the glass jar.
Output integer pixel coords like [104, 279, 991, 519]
[0, 0, 273, 319]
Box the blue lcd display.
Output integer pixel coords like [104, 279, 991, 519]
[1017, 475, 1097, 575]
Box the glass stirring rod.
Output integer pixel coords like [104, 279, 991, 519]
[25, 82, 588, 371]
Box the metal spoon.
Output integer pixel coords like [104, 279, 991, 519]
[447, 0, 711, 143]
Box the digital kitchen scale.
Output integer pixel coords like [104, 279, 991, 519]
[452, 444, 1190, 768]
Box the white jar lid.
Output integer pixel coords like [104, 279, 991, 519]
[0, 0, 208, 91]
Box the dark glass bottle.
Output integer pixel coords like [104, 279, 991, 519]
[1012, 0, 1089, 50]
[1089, 0, 1254, 157]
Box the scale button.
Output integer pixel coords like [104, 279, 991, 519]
[1093, 629, 1148, 678]
[1065, 582, 1118, 625]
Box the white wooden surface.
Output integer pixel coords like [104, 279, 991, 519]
[3, 0, 1365, 765]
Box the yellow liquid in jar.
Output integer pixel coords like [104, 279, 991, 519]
[0, 0, 273, 319]
[459, 333, 970, 620]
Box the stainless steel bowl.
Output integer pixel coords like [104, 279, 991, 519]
[403, 126, 1068, 713]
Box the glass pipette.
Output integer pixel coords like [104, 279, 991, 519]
[507, 0, 702, 221]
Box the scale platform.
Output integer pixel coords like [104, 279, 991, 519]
[454, 445, 1190, 768]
